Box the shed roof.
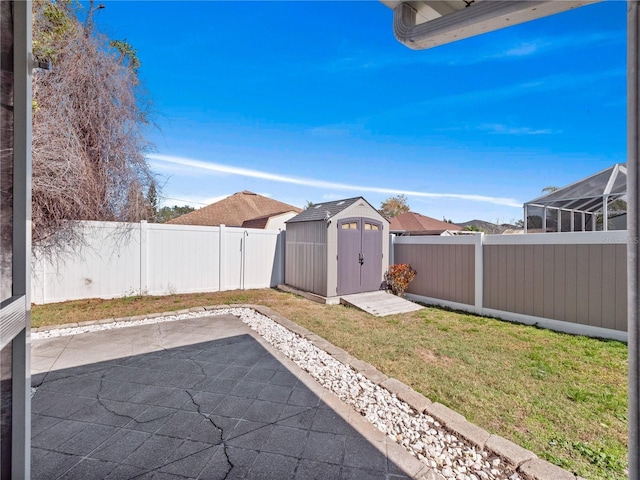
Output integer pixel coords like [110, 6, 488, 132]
[525, 163, 626, 213]
[167, 191, 302, 227]
[390, 212, 461, 235]
[287, 197, 365, 223]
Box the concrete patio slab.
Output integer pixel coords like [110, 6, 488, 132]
[31, 314, 430, 479]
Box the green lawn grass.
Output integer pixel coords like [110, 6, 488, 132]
[32, 288, 628, 479]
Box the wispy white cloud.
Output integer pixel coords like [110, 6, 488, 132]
[394, 68, 624, 114]
[159, 194, 227, 209]
[479, 124, 561, 136]
[472, 31, 622, 63]
[148, 158, 215, 178]
[318, 30, 623, 73]
[148, 153, 522, 208]
[361, 68, 623, 127]
[500, 42, 541, 57]
[433, 123, 560, 135]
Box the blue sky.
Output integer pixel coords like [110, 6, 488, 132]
[94, 1, 627, 224]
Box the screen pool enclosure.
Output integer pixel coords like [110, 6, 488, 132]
[524, 163, 627, 233]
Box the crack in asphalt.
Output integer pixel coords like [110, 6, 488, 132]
[95, 373, 176, 425]
[32, 364, 111, 389]
[125, 443, 219, 480]
[186, 389, 234, 479]
[155, 322, 166, 352]
[34, 319, 329, 480]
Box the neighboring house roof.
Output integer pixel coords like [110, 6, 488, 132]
[241, 211, 298, 229]
[287, 197, 363, 223]
[167, 191, 302, 227]
[389, 212, 462, 235]
[456, 219, 517, 235]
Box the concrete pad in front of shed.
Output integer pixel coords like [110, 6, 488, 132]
[340, 291, 424, 317]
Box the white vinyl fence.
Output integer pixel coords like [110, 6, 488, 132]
[33, 222, 627, 342]
[32, 221, 285, 304]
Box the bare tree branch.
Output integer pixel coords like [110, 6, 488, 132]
[32, 0, 155, 251]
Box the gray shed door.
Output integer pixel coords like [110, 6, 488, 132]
[337, 218, 383, 295]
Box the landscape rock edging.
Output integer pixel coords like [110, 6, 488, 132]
[245, 304, 579, 480]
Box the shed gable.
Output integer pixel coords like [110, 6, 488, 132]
[287, 197, 389, 224]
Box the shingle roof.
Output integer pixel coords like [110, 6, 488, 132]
[241, 211, 297, 229]
[389, 212, 462, 235]
[240, 215, 271, 229]
[167, 191, 302, 227]
[286, 197, 363, 223]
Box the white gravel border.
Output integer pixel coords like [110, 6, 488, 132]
[33, 308, 520, 480]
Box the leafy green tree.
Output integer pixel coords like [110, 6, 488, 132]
[109, 39, 141, 73]
[380, 194, 410, 218]
[609, 199, 627, 213]
[145, 183, 159, 222]
[304, 200, 315, 210]
[156, 205, 196, 223]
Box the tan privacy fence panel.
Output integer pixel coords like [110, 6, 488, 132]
[394, 241, 475, 306]
[483, 243, 626, 332]
[392, 231, 628, 341]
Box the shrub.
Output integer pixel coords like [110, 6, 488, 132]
[385, 264, 416, 297]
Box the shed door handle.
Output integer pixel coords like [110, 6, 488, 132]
[359, 252, 364, 264]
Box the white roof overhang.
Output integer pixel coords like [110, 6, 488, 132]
[381, 0, 600, 50]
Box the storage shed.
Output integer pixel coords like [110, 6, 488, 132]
[285, 197, 389, 299]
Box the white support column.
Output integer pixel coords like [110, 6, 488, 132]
[570, 209, 575, 232]
[276, 230, 285, 286]
[241, 230, 247, 290]
[219, 225, 226, 291]
[474, 232, 484, 314]
[9, 2, 32, 477]
[389, 234, 396, 265]
[627, 1, 639, 477]
[139, 220, 148, 295]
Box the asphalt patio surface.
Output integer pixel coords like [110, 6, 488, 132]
[30, 313, 428, 479]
